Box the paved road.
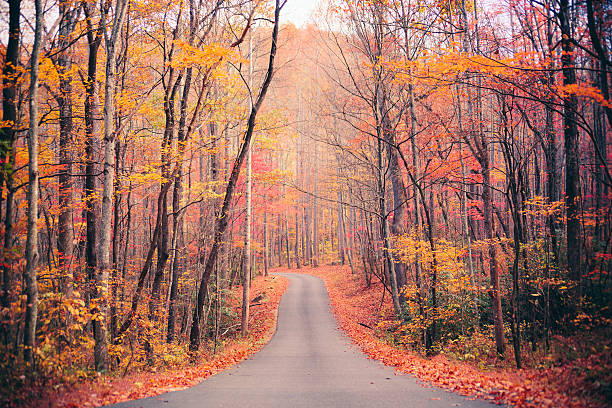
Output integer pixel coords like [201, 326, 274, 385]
[110, 273, 494, 408]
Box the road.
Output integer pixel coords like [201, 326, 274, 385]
[109, 273, 494, 408]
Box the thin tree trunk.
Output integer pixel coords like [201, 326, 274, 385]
[167, 64, 194, 342]
[24, 0, 43, 363]
[167, 169, 184, 343]
[337, 190, 346, 265]
[241, 140, 252, 335]
[241, 26, 255, 335]
[293, 212, 299, 268]
[559, 0, 581, 284]
[110, 141, 122, 340]
[56, 2, 78, 300]
[277, 215, 282, 267]
[341, 202, 355, 274]
[313, 144, 319, 267]
[150, 69, 183, 325]
[96, 0, 129, 372]
[189, 0, 283, 351]
[263, 210, 269, 276]
[482, 151, 505, 357]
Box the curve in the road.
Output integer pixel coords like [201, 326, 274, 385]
[109, 273, 495, 408]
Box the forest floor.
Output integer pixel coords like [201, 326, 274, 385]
[14, 265, 610, 408]
[20, 275, 289, 408]
[284, 265, 611, 408]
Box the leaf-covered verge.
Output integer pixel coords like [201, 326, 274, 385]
[286, 265, 611, 408]
[3, 275, 288, 408]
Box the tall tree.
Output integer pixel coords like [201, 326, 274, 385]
[24, 0, 43, 364]
[96, 0, 130, 372]
[55, 0, 80, 297]
[0, 0, 21, 336]
[558, 0, 581, 284]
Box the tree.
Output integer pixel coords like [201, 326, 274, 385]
[54, 0, 79, 299]
[95, 0, 130, 372]
[190, 0, 286, 351]
[558, 0, 581, 284]
[24, 0, 43, 364]
[0, 0, 21, 343]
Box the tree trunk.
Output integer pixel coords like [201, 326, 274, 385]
[189, 0, 283, 351]
[337, 190, 346, 265]
[110, 141, 122, 340]
[56, 1, 78, 299]
[263, 210, 269, 276]
[167, 166, 184, 343]
[242, 27, 255, 335]
[241, 139, 252, 335]
[24, 0, 43, 363]
[312, 144, 319, 267]
[559, 0, 581, 284]
[482, 151, 505, 357]
[293, 212, 299, 268]
[167, 63, 194, 342]
[82, 1, 104, 356]
[96, 0, 129, 372]
[149, 70, 182, 320]
[0, 0, 21, 344]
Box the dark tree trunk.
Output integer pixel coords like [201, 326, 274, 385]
[482, 153, 505, 357]
[168, 64, 194, 342]
[24, 0, 43, 364]
[559, 0, 581, 283]
[82, 0, 107, 368]
[190, 1, 283, 351]
[56, 2, 78, 298]
[0, 0, 21, 343]
[150, 71, 182, 319]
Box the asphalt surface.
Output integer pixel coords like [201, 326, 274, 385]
[109, 273, 495, 408]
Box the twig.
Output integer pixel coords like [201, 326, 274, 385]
[358, 322, 374, 330]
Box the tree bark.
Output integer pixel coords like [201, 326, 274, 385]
[0, 0, 21, 342]
[24, 0, 43, 364]
[56, 1, 78, 298]
[167, 64, 194, 342]
[482, 150, 505, 357]
[559, 0, 581, 283]
[96, 0, 129, 372]
[82, 2, 105, 353]
[241, 138, 252, 335]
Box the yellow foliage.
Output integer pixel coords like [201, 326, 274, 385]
[173, 41, 241, 75]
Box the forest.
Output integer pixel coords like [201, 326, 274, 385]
[0, 0, 610, 406]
